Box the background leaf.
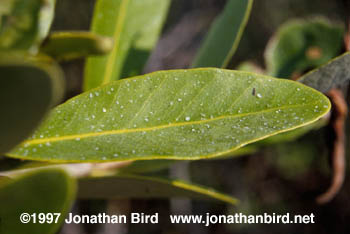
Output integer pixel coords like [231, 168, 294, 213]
[121, 146, 259, 173]
[264, 18, 344, 78]
[0, 52, 65, 154]
[237, 61, 265, 74]
[37, 0, 56, 43]
[298, 52, 350, 93]
[0, 169, 76, 234]
[0, 0, 56, 51]
[78, 174, 238, 205]
[191, 0, 253, 68]
[41, 31, 113, 61]
[84, 0, 171, 90]
[8, 68, 330, 162]
[118, 160, 177, 174]
[0, 0, 12, 16]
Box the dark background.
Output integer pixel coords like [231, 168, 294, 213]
[53, 0, 350, 233]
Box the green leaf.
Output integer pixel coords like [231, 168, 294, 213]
[0, 52, 65, 154]
[257, 117, 327, 145]
[8, 68, 330, 162]
[84, 0, 171, 90]
[265, 18, 344, 78]
[191, 0, 253, 68]
[0, 169, 76, 234]
[0, 0, 56, 51]
[208, 145, 257, 160]
[78, 174, 238, 205]
[41, 31, 113, 61]
[122, 146, 259, 172]
[298, 52, 350, 93]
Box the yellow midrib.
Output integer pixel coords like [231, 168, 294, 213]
[21, 102, 322, 146]
[102, 0, 130, 85]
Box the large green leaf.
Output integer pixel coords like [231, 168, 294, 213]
[191, 0, 253, 68]
[78, 174, 238, 205]
[0, 0, 56, 51]
[0, 169, 76, 234]
[234, 59, 329, 147]
[8, 68, 330, 162]
[298, 52, 350, 93]
[41, 31, 113, 61]
[84, 0, 171, 90]
[265, 18, 344, 78]
[0, 52, 65, 154]
[257, 116, 327, 145]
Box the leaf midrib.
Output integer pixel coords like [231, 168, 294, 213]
[21, 102, 320, 146]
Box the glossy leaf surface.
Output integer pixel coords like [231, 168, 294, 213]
[192, 0, 253, 68]
[78, 174, 238, 205]
[84, 0, 171, 90]
[0, 169, 76, 234]
[8, 69, 330, 162]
